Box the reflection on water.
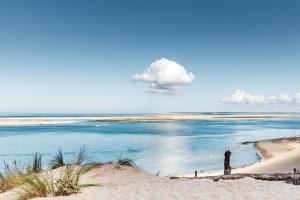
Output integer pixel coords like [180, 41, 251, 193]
[0, 118, 300, 175]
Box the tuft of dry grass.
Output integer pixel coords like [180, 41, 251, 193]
[18, 166, 82, 199]
[54, 165, 81, 196]
[17, 173, 54, 200]
[0, 161, 26, 193]
[1, 147, 97, 199]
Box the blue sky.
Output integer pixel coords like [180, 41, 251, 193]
[0, 0, 300, 113]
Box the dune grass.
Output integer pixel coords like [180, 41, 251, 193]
[17, 173, 54, 200]
[32, 153, 42, 173]
[117, 153, 136, 167]
[0, 152, 45, 193]
[117, 158, 136, 167]
[75, 146, 88, 165]
[50, 147, 88, 169]
[50, 149, 65, 170]
[16, 147, 88, 199]
[55, 165, 81, 196]
[0, 160, 28, 193]
[1, 147, 137, 199]
[18, 166, 82, 199]
[26, 153, 42, 174]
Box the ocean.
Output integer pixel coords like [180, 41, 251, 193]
[0, 113, 300, 175]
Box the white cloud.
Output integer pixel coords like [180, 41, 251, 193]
[133, 58, 195, 94]
[222, 89, 300, 106]
[295, 92, 300, 104]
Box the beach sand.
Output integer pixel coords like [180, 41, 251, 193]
[1, 136, 300, 200]
[0, 118, 81, 126]
[89, 114, 300, 122]
[0, 114, 300, 126]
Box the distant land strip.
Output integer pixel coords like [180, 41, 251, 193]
[1, 114, 300, 126]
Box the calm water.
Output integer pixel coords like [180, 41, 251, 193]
[0, 115, 300, 175]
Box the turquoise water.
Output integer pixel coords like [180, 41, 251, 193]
[0, 116, 300, 175]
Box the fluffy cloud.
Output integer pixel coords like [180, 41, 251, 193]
[222, 89, 300, 106]
[133, 58, 195, 94]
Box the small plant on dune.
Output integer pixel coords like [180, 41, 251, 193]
[117, 158, 136, 167]
[32, 153, 42, 173]
[26, 152, 42, 174]
[54, 165, 81, 196]
[50, 147, 89, 169]
[50, 149, 65, 169]
[0, 161, 26, 193]
[75, 146, 88, 165]
[155, 170, 161, 177]
[116, 153, 136, 167]
[17, 173, 54, 200]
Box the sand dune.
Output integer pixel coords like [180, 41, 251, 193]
[1, 164, 298, 200]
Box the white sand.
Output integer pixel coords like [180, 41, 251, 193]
[88, 114, 300, 122]
[0, 118, 81, 126]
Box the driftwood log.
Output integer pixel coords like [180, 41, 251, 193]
[170, 172, 300, 185]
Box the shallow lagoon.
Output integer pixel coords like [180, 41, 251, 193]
[0, 117, 300, 175]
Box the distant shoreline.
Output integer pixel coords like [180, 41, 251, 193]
[0, 114, 300, 126]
